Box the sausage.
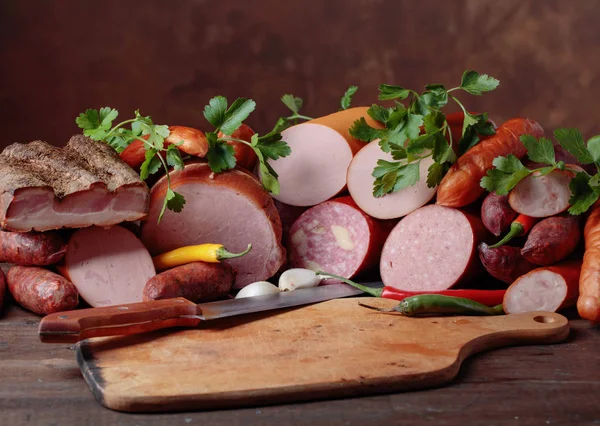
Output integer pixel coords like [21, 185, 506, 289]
[380, 205, 489, 291]
[578, 204, 600, 322]
[288, 196, 395, 282]
[521, 216, 581, 265]
[140, 163, 285, 288]
[478, 243, 536, 284]
[508, 169, 573, 218]
[503, 260, 581, 314]
[120, 126, 209, 169]
[6, 266, 78, 315]
[267, 107, 384, 207]
[143, 261, 235, 303]
[0, 230, 67, 265]
[436, 118, 544, 207]
[274, 200, 308, 247]
[64, 225, 156, 307]
[347, 142, 437, 219]
[0, 268, 5, 316]
[218, 123, 258, 171]
[480, 192, 517, 236]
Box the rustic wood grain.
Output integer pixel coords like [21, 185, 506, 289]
[1, 303, 598, 424]
[1, 0, 600, 148]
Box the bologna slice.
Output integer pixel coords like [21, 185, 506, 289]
[288, 196, 394, 281]
[508, 169, 573, 218]
[380, 205, 488, 291]
[503, 260, 581, 314]
[347, 143, 437, 219]
[64, 225, 156, 307]
[140, 163, 285, 288]
[268, 107, 383, 207]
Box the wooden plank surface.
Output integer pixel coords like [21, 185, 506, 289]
[1, 303, 599, 425]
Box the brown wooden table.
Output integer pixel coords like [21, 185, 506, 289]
[1, 303, 599, 426]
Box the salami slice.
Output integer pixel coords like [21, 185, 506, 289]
[288, 196, 394, 281]
[380, 205, 487, 291]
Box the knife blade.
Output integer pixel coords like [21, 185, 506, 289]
[38, 282, 381, 344]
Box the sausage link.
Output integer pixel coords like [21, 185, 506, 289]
[521, 216, 581, 265]
[578, 204, 600, 322]
[0, 230, 67, 265]
[0, 269, 5, 316]
[481, 192, 517, 236]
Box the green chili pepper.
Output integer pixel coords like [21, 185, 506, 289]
[358, 294, 505, 317]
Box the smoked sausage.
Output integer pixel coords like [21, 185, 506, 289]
[481, 193, 517, 236]
[0, 230, 66, 266]
[0, 269, 5, 316]
[578, 204, 600, 322]
[478, 243, 536, 284]
[521, 216, 581, 265]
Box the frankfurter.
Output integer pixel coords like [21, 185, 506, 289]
[578, 204, 600, 322]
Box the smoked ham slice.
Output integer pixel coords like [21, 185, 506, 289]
[140, 163, 286, 288]
[0, 135, 149, 231]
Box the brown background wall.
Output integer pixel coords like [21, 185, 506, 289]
[1, 0, 599, 148]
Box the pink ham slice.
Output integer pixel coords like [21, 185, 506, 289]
[0, 135, 149, 231]
[64, 225, 156, 307]
[380, 205, 488, 291]
[347, 142, 437, 219]
[140, 163, 286, 288]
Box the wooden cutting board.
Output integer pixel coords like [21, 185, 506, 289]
[76, 297, 570, 413]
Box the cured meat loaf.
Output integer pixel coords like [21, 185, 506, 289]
[0, 135, 148, 231]
[140, 163, 286, 288]
[287, 196, 394, 281]
[380, 205, 488, 291]
[267, 107, 383, 207]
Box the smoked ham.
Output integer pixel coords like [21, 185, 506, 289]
[140, 163, 286, 288]
[0, 135, 149, 231]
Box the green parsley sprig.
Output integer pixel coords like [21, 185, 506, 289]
[349, 70, 499, 197]
[76, 108, 185, 221]
[481, 128, 600, 215]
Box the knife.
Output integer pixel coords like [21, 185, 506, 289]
[38, 283, 379, 343]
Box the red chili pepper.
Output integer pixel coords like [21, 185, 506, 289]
[317, 272, 505, 307]
[489, 214, 537, 248]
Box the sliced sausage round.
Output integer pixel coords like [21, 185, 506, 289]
[287, 196, 394, 281]
[140, 163, 285, 288]
[347, 142, 437, 219]
[65, 225, 156, 307]
[268, 107, 383, 206]
[508, 169, 573, 218]
[380, 205, 487, 291]
[0, 230, 67, 266]
[7, 266, 78, 315]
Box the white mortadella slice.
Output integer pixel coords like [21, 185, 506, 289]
[380, 205, 487, 291]
[64, 225, 156, 307]
[268, 107, 383, 207]
[347, 142, 437, 219]
[508, 169, 574, 218]
[503, 261, 581, 314]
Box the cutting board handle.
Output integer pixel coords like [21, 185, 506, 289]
[38, 298, 200, 343]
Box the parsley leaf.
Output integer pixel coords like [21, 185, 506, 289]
[553, 128, 594, 164]
[367, 104, 391, 123]
[281, 94, 303, 114]
[220, 98, 256, 135]
[587, 135, 600, 163]
[253, 132, 291, 160]
[372, 161, 420, 197]
[349, 117, 383, 142]
[480, 155, 532, 195]
[166, 144, 185, 170]
[459, 70, 500, 95]
[433, 132, 456, 164]
[206, 131, 236, 172]
[378, 84, 410, 101]
[426, 161, 447, 188]
[520, 135, 555, 165]
[76, 107, 119, 140]
[139, 148, 161, 180]
[203, 96, 228, 129]
[423, 84, 448, 108]
[340, 86, 358, 110]
[271, 117, 290, 133]
[568, 172, 599, 215]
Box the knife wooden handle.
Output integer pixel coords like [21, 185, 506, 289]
[38, 298, 201, 343]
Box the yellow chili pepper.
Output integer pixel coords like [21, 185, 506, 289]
[152, 243, 252, 270]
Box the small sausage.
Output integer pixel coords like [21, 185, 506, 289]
[578, 204, 600, 322]
[436, 118, 544, 207]
[143, 261, 235, 303]
[0, 230, 67, 265]
[0, 269, 5, 316]
[7, 266, 79, 315]
[218, 123, 258, 171]
[504, 260, 581, 314]
[481, 193, 517, 236]
[521, 216, 581, 265]
[508, 169, 574, 218]
[478, 243, 536, 284]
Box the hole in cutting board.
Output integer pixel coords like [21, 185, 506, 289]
[533, 315, 555, 324]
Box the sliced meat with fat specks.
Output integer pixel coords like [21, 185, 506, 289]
[380, 205, 488, 291]
[65, 225, 156, 307]
[508, 169, 573, 218]
[347, 142, 437, 219]
[140, 163, 285, 288]
[288, 196, 394, 281]
[268, 107, 383, 207]
[0, 136, 149, 231]
[504, 261, 581, 314]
